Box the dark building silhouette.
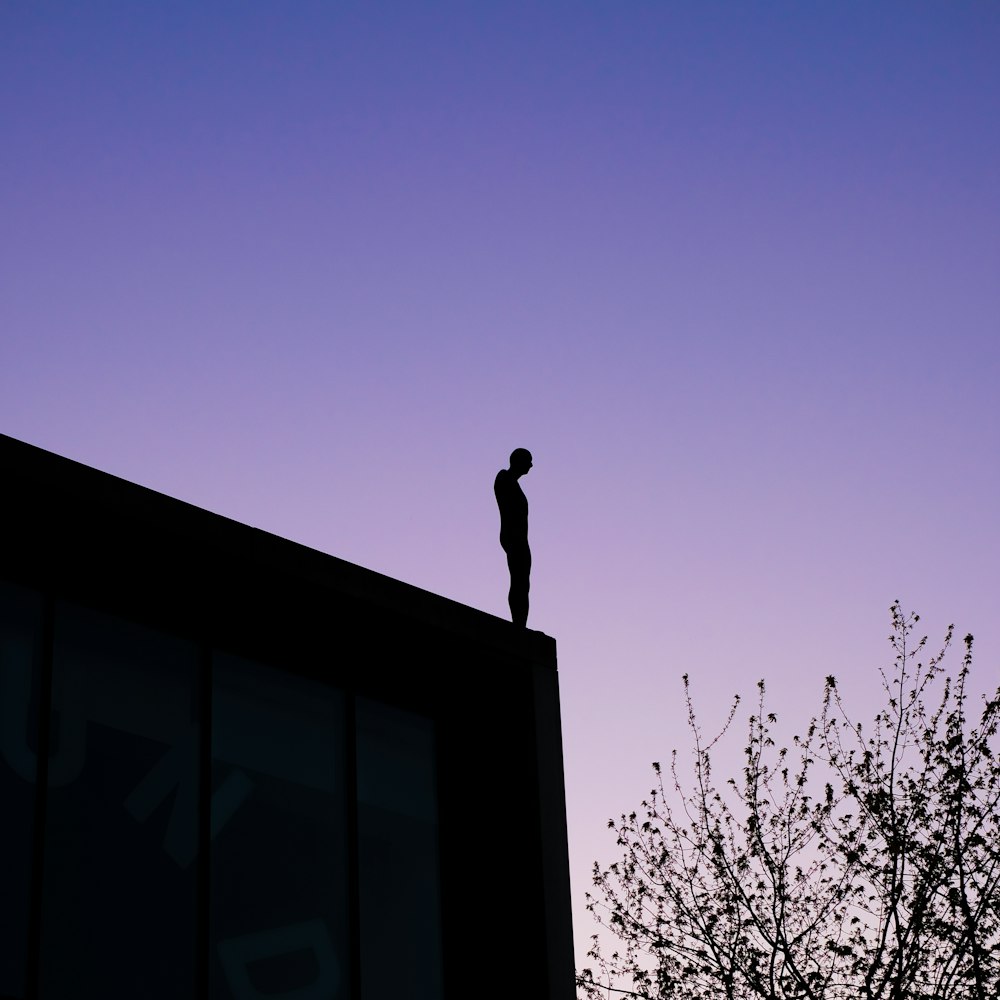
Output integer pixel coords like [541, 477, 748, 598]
[0, 433, 574, 1000]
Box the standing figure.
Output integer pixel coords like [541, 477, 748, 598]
[494, 448, 533, 627]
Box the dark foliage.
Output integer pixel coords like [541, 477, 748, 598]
[581, 604, 999, 999]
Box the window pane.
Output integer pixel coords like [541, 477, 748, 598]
[0, 582, 43, 999]
[40, 603, 199, 999]
[357, 698, 443, 1000]
[211, 653, 349, 1000]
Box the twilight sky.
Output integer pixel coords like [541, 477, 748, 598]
[3, 1, 998, 976]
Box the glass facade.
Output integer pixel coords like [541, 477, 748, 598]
[357, 699, 443, 1000]
[211, 654, 350, 1000]
[40, 602, 201, 999]
[0, 586, 442, 1000]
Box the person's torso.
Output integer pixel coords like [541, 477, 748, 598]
[495, 470, 528, 534]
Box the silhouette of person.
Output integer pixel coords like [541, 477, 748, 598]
[494, 448, 533, 628]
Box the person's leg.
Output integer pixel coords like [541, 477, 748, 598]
[506, 546, 531, 627]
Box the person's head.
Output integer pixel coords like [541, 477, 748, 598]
[509, 448, 533, 477]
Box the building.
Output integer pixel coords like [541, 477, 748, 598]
[0, 433, 575, 1000]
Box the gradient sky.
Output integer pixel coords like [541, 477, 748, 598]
[3, 2, 998, 977]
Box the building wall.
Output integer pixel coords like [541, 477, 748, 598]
[0, 434, 574, 1000]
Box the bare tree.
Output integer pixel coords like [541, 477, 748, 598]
[580, 603, 1000, 1000]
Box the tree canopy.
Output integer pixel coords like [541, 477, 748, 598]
[581, 603, 999, 1000]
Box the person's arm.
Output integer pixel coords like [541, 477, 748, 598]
[494, 470, 513, 518]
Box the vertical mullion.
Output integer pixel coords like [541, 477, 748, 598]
[346, 694, 361, 1000]
[196, 643, 213, 1000]
[25, 594, 55, 1000]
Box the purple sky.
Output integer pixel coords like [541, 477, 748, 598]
[3, 2, 998, 975]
